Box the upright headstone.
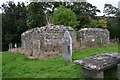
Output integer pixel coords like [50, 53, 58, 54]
[9, 43, 12, 50]
[62, 30, 72, 62]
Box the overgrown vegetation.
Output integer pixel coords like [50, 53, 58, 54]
[2, 43, 118, 79]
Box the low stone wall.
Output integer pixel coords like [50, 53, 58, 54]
[78, 28, 109, 48]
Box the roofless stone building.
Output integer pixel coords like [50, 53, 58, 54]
[78, 28, 109, 48]
[16, 26, 110, 58]
[21, 24, 76, 57]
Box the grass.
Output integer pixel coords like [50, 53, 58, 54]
[2, 43, 119, 79]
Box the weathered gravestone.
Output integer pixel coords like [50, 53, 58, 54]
[62, 30, 72, 62]
[74, 52, 120, 78]
[9, 43, 12, 50]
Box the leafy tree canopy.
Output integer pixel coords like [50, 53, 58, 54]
[89, 19, 107, 28]
[1, 1, 27, 50]
[103, 4, 118, 16]
[51, 5, 79, 28]
[26, 2, 47, 28]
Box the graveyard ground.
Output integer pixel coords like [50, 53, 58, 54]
[1, 43, 119, 79]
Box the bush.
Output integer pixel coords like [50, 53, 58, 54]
[51, 5, 79, 28]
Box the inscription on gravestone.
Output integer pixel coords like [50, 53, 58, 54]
[62, 30, 72, 62]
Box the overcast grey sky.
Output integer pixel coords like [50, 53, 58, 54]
[0, 0, 119, 16]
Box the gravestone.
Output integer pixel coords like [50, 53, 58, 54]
[9, 43, 12, 50]
[62, 30, 72, 62]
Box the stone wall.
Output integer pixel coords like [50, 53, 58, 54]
[21, 24, 76, 57]
[78, 28, 109, 48]
[19, 27, 110, 58]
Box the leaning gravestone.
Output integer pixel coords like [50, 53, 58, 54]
[62, 30, 72, 62]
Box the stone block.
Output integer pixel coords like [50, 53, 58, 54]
[118, 63, 120, 80]
[81, 67, 104, 78]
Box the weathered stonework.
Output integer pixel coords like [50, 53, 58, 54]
[10, 27, 110, 58]
[21, 24, 76, 57]
[78, 28, 109, 48]
[74, 52, 120, 78]
[62, 30, 72, 62]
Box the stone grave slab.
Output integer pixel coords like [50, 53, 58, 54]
[74, 52, 120, 78]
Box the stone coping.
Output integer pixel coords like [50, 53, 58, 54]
[74, 52, 120, 72]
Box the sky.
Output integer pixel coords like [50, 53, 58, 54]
[0, 0, 119, 16]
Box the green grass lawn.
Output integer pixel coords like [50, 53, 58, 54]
[2, 43, 119, 79]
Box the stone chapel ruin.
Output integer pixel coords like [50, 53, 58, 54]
[78, 28, 109, 48]
[10, 25, 110, 58]
[21, 24, 76, 57]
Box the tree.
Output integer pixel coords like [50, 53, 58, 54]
[103, 4, 118, 16]
[116, 9, 120, 40]
[46, 2, 100, 30]
[103, 4, 119, 39]
[51, 5, 78, 28]
[26, 2, 47, 28]
[89, 19, 107, 28]
[71, 2, 100, 30]
[1, 1, 27, 51]
[44, 2, 71, 24]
